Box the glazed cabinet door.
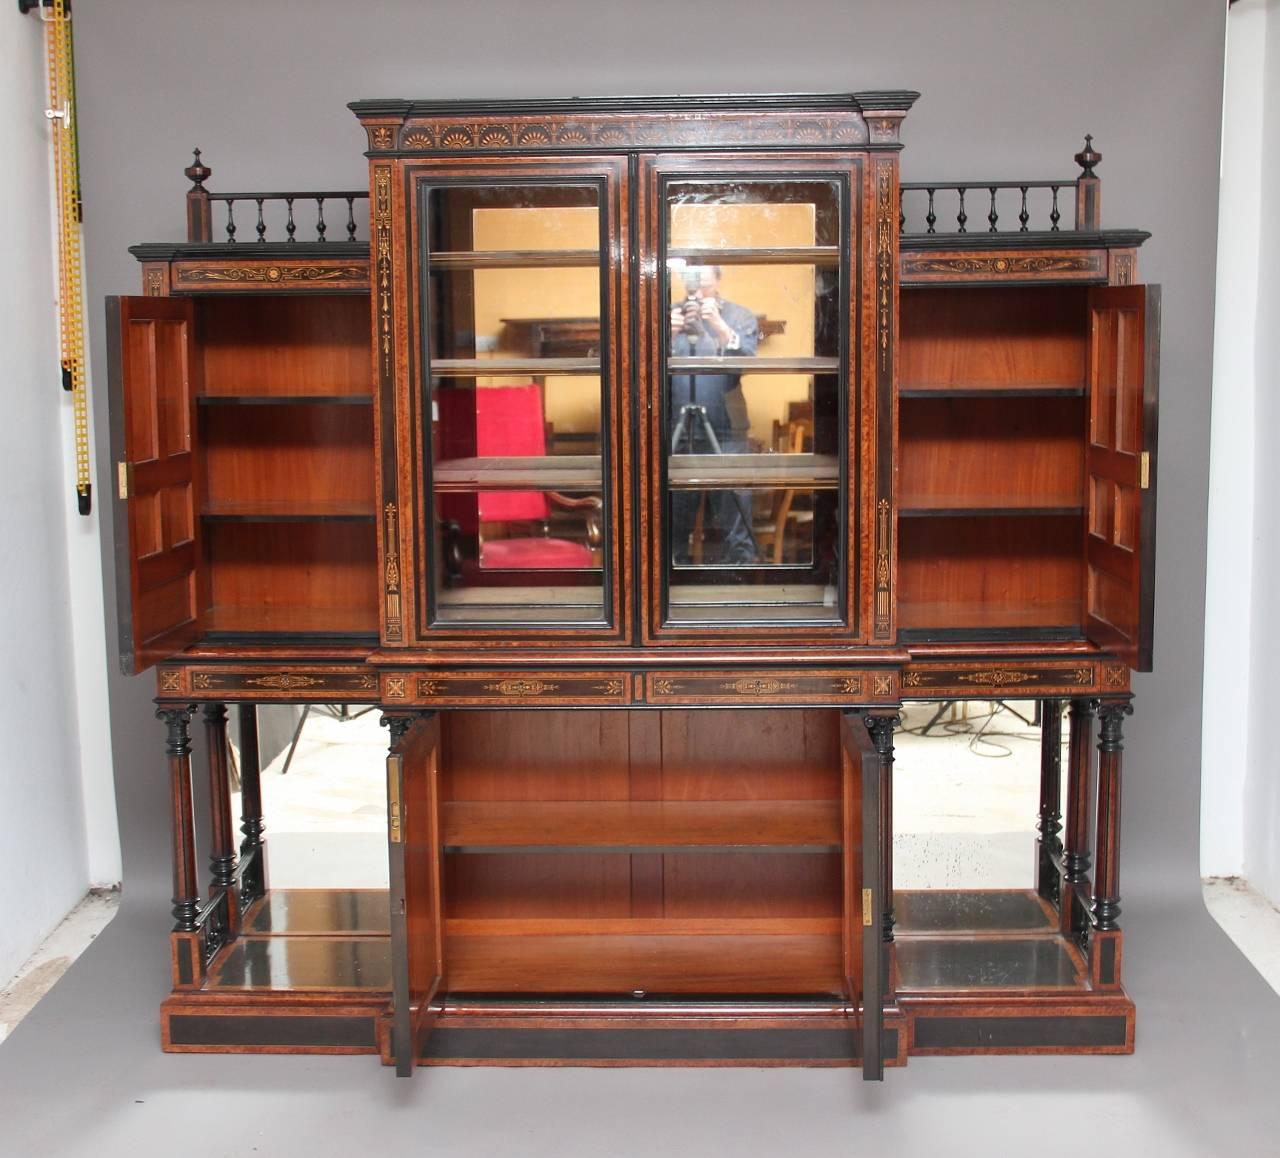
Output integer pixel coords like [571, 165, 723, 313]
[638, 154, 870, 643]
[387, 713, 443, 1076]
[408, 157, 631, 644]
[107, 296, 202, 674]
[1083, 285, 1160, 671]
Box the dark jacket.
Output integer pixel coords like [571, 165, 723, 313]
[669, 298, 759, 436]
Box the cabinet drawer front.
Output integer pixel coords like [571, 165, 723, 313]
[900, 661, 1127, 697]
[171, 259, 370, 292]
[642, 669, 896, 707]
[900, 249, 1107, 286]
[386, 671, 633, 707]
[157, 665, 378, 700]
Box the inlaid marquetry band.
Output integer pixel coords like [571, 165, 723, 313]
[901, 663, 1113, 696]
[384, 113, 871, 154]
[901, 250, 1106, 283]
[375, 670, 897, 707]
[1102, 664, 1128, 689]
[389, 671, 631, 707]
[1108, 250, 1136, 286]
[373, 159, 402, 644]
[873, 151, 898, 642]
[383, 502, 402, 642]
[174, 264, 368, 287]
[157, 667, 377, 700]
[373, 167, 394, 380]
[645, 669, 896, 706]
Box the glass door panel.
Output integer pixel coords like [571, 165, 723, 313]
[660, 176, 851, 628]
[421, 182, 610, 628]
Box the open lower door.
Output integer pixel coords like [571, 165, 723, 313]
[107, 296, 202, 674]
[1083, 285, 1160, 671]
[387, 713, 444, 1076]
[841, 712, 880, 1080]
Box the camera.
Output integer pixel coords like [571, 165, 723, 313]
[679, 271, 703, 335]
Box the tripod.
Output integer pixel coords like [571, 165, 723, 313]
[669, 392, 758, 565]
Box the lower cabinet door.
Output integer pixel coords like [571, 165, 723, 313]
[387, 713, 443, 1075]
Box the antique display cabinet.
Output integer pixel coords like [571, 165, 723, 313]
[109, 91, 1157, 1079]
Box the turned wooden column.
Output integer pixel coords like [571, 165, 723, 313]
[237, 704, 266, 900]
[1093, 699, 1133, 932]
[1059, 698, 1096, 939]
[1062, 699, 1095, 886]
[158, 706, 200, 931]
[203, 704, 238, 894]
[1036, 699, 1064, 901]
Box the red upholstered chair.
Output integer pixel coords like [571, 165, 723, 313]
[438, 384, 599, 573]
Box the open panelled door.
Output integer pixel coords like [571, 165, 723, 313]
[1084, 285, 1160, 672]
[107, 296, 202, 675]
[387, 713, 444, 1077]
[841, 713, 879, 1080]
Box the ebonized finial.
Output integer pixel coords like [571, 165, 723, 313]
[1075, 134, 1101, 178]
[184, 148, 211, 191]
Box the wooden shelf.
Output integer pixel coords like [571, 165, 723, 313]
[669, 583, 833, 606]
[444, 918, 843, 994]
[432, 455, 602, 492]
[668, 246, 840, 267]
[431, 357, 600, 377]
[669, 356, 838, 375]
[198, 393, 373, 406]
[896, 599, 1082, 632]
[429, 249, 601, 269]
[441, 800, 840, 852]
[435, 588, 606, 624]
[669, 453, 837, 490]
[898, 501, 1083, 518]
[899, 384, 1084, 398]
[204, 604, 379, 636]
[202, 499, 376, 522]
[447, 917, 841, 936]
[668, 583, 841, 624]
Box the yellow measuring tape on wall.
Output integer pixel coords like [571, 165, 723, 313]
[38, 0, 91, 515]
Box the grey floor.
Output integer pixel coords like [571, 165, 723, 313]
[4, 708, 1280, 1156]
[2, 886, 1279, 1157]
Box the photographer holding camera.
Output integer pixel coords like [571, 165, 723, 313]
[668, 265, 760, 566]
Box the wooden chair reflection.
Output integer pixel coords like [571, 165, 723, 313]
[439, 384, 601, 579]
[753, 418, 814, 564]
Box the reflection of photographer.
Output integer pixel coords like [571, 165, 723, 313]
[669, 265, 760, 566]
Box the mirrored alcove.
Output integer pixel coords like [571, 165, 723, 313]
[212, 705, 391, 993]
[892, 701, 1083, 993]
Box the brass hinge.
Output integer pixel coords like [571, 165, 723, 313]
[116, 460, 132, 500]
[1139, 451, 1151, 490]
[862, 888, 874, 927]
[387, 754, 403, 844]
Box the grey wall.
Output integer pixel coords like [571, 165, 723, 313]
[0, 13, 91, 983]
[76, 1, 1224, 906]
[1246, 0, 1280, 900]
